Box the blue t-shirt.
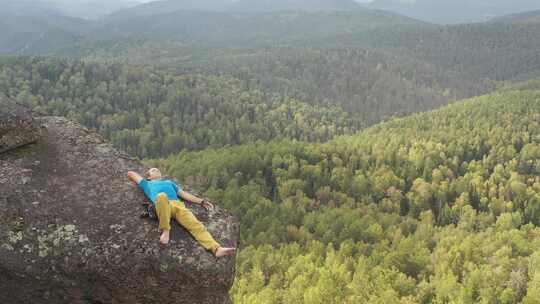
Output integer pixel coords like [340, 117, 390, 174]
[138, 179, 181, 204]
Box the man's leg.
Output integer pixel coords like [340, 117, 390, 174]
[155, 193, 172, 244]
[171, 201, 221, 254]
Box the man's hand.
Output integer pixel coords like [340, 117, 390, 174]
[179, 190, 214, 212]
[201, 199, 214, 212]
[127, 171, 143, 184]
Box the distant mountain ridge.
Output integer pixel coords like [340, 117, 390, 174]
[0, 0, 415, 54]
[367, 0, 540, 24]
[0, 8, 90, 54]
[52, 0, 141, 20]
[228, 0, 361, 12]
[103, 0, 229, 21]
[493, 9, 540, 23]
[0, 0, 140, 20]
[0, 0, 64, 17]
[95, 9, 418, 47]
[2, 0, 540, 85]
[105, 0, 361, 21]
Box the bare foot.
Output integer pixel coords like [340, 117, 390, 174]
[215, 247, 236, 258]
[160, 230, 170, 245]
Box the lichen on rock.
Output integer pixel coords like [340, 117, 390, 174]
[37, 224, 80, 258]
[0, 102, 239, 304]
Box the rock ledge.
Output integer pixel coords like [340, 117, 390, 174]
[0, 102, 239, 304]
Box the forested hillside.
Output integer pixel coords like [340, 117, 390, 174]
[4, 4, 540, 85]
[90, 9, 417, 47]
[494, 9, 540, 24]
[0, 0, 138, 20]
[0, 55, 492, 158]
[367, 0, 540, 24]
[0, 8, 420, 54]
[228, 0, 360, 12]
[51, 17, 540, 83]
[0, 15, 88, 54]
[3, 3, 540, 303]
[148, 89, 540, 303]
[106, 0, 361, 18]
[50, 0, 139, 20]
[0, 56, 359, 158]
[178, 48, 492, 117]
[360, 22, 540, 81]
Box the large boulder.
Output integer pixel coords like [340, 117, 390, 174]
[0, 105, 239, 303]
[0, 98, 41, 154]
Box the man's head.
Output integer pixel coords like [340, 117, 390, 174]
[145, 168, 162, 180]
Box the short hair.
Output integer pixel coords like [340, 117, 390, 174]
[145, 168, 161, 179]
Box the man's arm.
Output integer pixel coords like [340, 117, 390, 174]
[127, 171, 143, 184]
[178, 190, 214, 211]
[178, 190, 204, 204]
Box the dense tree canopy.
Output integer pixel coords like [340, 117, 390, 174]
[3, 3, 540, 303]
[2, 54, 540, 302]
[184, 48, 492, 124]
[147, 90, 540, 303]
[0, 54, 493, 158]
[0, 56, 359, 158]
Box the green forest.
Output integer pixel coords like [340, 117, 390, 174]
[0, 57, 359, 157]
[2, 2, 540, 303]
[0, 53, 490, 158]
[150, 89, 540, 303]
[2, 55, 540, 304]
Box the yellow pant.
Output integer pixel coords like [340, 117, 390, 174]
[155, 193, 220, 254]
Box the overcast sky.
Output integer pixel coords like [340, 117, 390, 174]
[133, 0, 375, 2]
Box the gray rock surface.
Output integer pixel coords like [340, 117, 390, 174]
[0, 113, 239, 304]
[0, 98, 41, 154]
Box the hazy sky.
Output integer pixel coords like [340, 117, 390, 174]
[133, 0, 375, 2]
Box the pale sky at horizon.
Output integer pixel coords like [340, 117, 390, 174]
[134, 0, 376, 2]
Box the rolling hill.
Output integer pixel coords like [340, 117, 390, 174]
[228, 0, 361, 12]
[72, 10, 540, 82]
[51, 0, 141, 20]
[102, 0, 231, 21]
[0, 0, 64, 17]
[0, 14, 89, 54]
[493, 9, 540, 24]
[0, 0, 139, 20]
[2, 1, 540, 303]
[104, 0, 361, 21]
[94, 9, 419, 47]
[151, 87, 540, 303]
[367, 0, 540, 24]
[3, 4, 540, 83]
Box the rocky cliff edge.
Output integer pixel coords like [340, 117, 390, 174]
[0, 99, 239, 304]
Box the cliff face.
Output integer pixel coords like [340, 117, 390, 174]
[0, 100, 239, 304]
